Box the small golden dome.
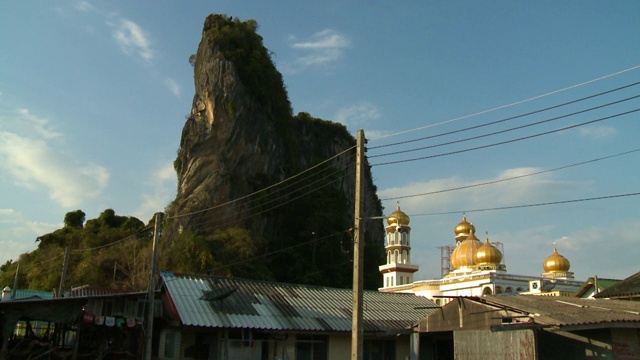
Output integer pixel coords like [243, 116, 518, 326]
[450, 228, 483, 269]
[454, 216, 475, 237]
[474, 237, 503, 266]
[543, 248, 570, 273]
[387, 206, 410, 226]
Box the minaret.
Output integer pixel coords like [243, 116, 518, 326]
[379, 206, 419, 288]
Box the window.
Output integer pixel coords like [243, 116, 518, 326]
[164, 332, 176, 358]
[296, 335, 327, 360]
[363, 339, 395, 360]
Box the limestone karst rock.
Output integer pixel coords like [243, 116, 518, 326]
[167, 15, 384, 288]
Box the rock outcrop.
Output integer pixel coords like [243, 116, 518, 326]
[167, 15, 384, 288]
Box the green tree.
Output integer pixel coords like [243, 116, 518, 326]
[64, 210, 86, 229]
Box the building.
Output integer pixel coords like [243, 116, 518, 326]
[575, 276, 620, 299]
[158, 271, 438, 360]
[417, 295, 640, 359]
[595, 271, 640, 301]
[378, 208, 583, 303]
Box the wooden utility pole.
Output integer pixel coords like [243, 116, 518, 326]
[145, 212, 163, 360]
[351, 129, 365, 360]
[58, 246, 70, 297]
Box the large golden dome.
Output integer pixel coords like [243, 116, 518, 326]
[387, 206, 410, 226]
[454, 216, 475, 237]
[450, 229, 483, 269]
[543, 248, 570, 273]
[474, 237, 503, 266]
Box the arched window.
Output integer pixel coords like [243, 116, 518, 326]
[495, 286, 504, 294]
[402, 250, 408, 264]
[394, 250, 399, 263]
[482, 287, 493, 295]
[505, 287, 513, 293]
[516, 287, 524, 292]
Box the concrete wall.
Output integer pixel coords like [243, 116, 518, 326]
[328, 336, 350, 360]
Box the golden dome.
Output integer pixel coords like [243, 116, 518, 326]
[474, 237, 503, 266]
[543, 248, 570, 273]
[387, 206, 410, 226]
[454, 216, 475, 237]
[450, 229, 483, 269]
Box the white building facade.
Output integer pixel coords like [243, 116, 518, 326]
[379, 209, 583, 304]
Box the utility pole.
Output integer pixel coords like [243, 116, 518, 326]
[58, 246, 70, 297]
[351, 129, 365, 360]
[145, 212, 163, 360]
[12, 262, 20, 300]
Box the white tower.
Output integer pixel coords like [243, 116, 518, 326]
[379, 206, 419, 288]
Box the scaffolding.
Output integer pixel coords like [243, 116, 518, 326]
[438, 245, 456, 278]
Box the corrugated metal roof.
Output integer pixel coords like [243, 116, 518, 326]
[161, 271, 437, 333]
[594, 271, 640, 298]
[481, 295, 640, 328]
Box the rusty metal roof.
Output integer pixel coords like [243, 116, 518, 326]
[481, 295, 640, 329]
[161, 271, 437, 334]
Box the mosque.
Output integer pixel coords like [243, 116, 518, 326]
[378, 206, 583, 304]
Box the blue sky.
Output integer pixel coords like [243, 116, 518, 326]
[1, 1, 639, 282]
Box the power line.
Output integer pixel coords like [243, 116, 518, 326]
[369, 64, 640, 142]
[169, 145, 356, 219]
[71, 226, 154, 253]
[372, 107, 640, 167]
[369, 94, 640, 159]
[368, 81, 640, 151]
[380, 148, 640, 201]
[172, 152, 356, 230]
[409, 192, 640, 217]
[206, 229, 350, 274]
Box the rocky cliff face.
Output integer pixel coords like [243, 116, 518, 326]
[168, 15, 384, 288]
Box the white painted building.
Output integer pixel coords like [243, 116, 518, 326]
[378, 208, 583, 304]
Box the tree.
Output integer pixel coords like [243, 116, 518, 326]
[64, 210, 86, 229]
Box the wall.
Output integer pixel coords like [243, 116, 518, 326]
[611, 328, 640, 360]
[538, 329, 613, 359]
[328, 336, 350, 360]
[454, 329, 536, 360]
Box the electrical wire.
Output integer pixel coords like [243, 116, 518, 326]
[171, 150, 355, 230]
[369, 94, 640, 159]
[71, 225, 154, 253]
[369, 64, 640, 142]
[368, 81, 640, 151]
[169, 145, 356, 219]
[409, 192, 640, 217]
[186, 166, 355, 231]
[372, 107, 640, 167]
[206, 229, 350, 274]
[380, 148, 640, 201]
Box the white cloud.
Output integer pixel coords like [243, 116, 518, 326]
[289, 29, 350, 69]
[578, 126, 617, 139]
[133, 162, 176, 221]
[165, 78, 181, 97]
[15, 108, 62, 139]
[378, 167, 578, 215]
[111, 18, 154, 61]
[74, 0, 95, 12]
[0, 209, 60, 263]
[335, 102, 381, 129]
[0, 108, 109, 208]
